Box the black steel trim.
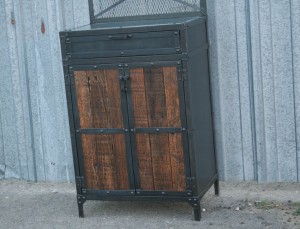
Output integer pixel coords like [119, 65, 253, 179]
[136, 190, 192, 197]
[80, 194, 199, 202]
[124, 67, 141, 190]
[181, 59, 198, 194]
[84, 189, 135, 196]
[92, 12, 203, 24]
[69, 63, 122, 71]
[69, 71, 87, 191]
[88, 0, 95, 23]
[118, 67, 136, 191]
[79, 128, 126, 134]
[177, 64, 192, 192]
[125, 60, 182, 68]
[63, 66, 81, 194]
[63, 54, 189, 66]
[134, 128, 183, 134]
[67, 48, 180, 60]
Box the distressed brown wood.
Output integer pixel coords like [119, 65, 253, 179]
[130, 69, 154, 190]
[131, 67, 186, 191]
[74, 70, 123, 129]
[81, 134, 130, 190]
[163, 67, 186, 191]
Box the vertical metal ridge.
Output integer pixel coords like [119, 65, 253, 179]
[269, 0, 279, 181]
[234, 0, 246, 181]
[245, 0, 258, 181]
[289, 0, 299, 182]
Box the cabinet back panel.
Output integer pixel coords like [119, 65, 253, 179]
[81, 134, 130, 190]
[136, 133, 186, 191]
[74, 70, 123, 129]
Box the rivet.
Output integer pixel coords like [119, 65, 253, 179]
[131, 191, 134, 194]
[69, 66, 73, 69]
[194, 204, 197, 206]
[100, 130, 104, 133]
[124, 64, 128, 67]
[94, 65, 98, 69]
[120, 52, 124, 55]
[156, 128, 159, 132]
[137, 192, 140, 194]
[176, 49, 180, 52]
[177, 62, 181, 65]
[194, 199, 197, 201]
[174, 32, 178, 35]
[188, 198, 192, 201]
[106, 191, 110, 194]
[119, 64, 122, 67]
[150, 62, 154, 66]
[162, 192, 165, 195]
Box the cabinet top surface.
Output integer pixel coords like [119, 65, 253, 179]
[62, 16, 204, 34]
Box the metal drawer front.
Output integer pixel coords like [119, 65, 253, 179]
[66, 31, 181, 59]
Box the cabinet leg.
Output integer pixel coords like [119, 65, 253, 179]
[189, 198, 201, 221]
[193, 205, 201, 221]
[214, 179, 220, 196]
[77, 196, 86, 218]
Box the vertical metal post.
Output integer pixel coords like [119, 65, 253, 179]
[88, 0, 95, 23]
[200, 0, 207, 16]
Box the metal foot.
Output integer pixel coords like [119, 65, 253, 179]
[214, 179, 219, 196]
[188, 198, 201, 221]
[77, 196, 86, 218]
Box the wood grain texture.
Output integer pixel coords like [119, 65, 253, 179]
[74, 70, 123, 129]
[81, 134, 129, 190]
[130, 68, 154, 190]
[131, 67, 186, 191]
[163, 67, 186, 191]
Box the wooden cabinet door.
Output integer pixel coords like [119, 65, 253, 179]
[127, 62, 190, 194]
[71, 66, 134, 193]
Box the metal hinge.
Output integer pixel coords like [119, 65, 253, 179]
[187, 177, 196, 189]
[179, 69, 188, 81]
[76, 176, 86, 190]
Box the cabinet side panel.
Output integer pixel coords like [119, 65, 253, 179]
[81, 134, 130, 190]
[186, 49, 217, 195]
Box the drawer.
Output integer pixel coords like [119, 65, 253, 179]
[66, 31, 181, 59]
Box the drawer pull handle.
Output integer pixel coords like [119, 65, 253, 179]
[108, 34, 133, 40]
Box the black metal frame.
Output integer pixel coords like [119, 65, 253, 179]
[88, 0, 207, 23]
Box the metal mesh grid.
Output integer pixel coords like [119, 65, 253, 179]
[92, 0, 202, 20]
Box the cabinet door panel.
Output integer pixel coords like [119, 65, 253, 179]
[72, 68, 132, 192]
[129, 65, 188, 192]
[74, 70, 123, 129]
[81, 134, 130, 190]
[136, 133, 186, 192]
[130, 67, 181, 128]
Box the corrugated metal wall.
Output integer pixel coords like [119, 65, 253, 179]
[0, 0, 299, 182]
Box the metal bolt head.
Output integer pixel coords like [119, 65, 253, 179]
[94, 65, 98, 69]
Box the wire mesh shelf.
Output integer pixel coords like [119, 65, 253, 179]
[90, 0, 205, 22]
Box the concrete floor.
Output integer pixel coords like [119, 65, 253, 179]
[0, 180, 299, 229]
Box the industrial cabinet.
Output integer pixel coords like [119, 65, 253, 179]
[60, 0, 218, 221]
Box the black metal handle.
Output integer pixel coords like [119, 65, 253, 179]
[108, 34, 133, 40]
